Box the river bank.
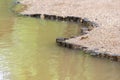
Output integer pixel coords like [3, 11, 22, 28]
[1, 0, 120, 79]
[19, 0, 120, 61]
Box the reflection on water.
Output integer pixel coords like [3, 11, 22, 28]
[0, 0, 120, 80]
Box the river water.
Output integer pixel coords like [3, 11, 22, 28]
[0, 0, 120, 80]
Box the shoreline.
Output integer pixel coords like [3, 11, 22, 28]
[18, 0, 120, 61]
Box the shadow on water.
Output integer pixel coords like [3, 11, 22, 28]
[0, 0, 120, 80]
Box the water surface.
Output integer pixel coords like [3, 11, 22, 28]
[0, 0, 120, 80]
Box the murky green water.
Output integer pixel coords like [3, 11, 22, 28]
[0, 0, 120, 80]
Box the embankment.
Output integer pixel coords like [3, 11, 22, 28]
[18, 0, 120, 61]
